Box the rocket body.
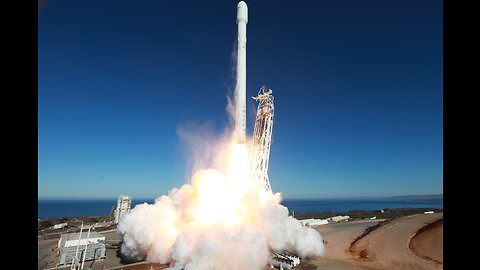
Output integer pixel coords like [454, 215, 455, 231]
[235, 1, 248, 143]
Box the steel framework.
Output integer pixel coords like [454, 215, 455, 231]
[250, 85, 274, 192]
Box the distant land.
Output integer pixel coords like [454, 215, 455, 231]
[38, 196, 443, 219]
[388, 194, 443, 203]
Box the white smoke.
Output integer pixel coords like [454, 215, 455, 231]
[118, 16, 325, 265]
[118, 135, 325, 269]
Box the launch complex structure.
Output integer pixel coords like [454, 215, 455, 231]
[235, 3, 297, 267]
[250, 86, 274, 192]
[234, 1, 275, 193]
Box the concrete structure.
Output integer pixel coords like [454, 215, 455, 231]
[299, 218, 328, 226]
[114, 195, 132, 224]
[328, 215, 350, 222]
[52, 222, 68, 229]
[424, 211, 434, 214]
[269, 251, 300, 269]
[234, 1, 248, 143]
[58, 231, 106, 265]
[94, 221, 114, 228]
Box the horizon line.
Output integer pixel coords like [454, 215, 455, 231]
[38, 193, 443, 201]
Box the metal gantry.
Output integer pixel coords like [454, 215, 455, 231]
[250, 85, 274, 192]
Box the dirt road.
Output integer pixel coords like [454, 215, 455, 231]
[410, 218, 443, 264]
[299, 220, 383, 270]
[317, 220, 384, 259]
[350, 213, 443, 270]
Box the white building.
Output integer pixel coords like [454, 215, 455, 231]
[328, 215, 350, 222]
[114, 195, 132, 224]
[269, 251, 300, 270]
[58, 231, 106, 265]
[299, 218, 328, 226]
[52, 222, 68, 229]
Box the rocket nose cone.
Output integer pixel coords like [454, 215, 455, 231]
[237, 1, 247, 9]
[237, 1, 248, 24]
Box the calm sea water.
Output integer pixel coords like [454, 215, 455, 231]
[38, 198, 443, 220]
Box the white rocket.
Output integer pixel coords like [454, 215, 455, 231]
[235, 1, 248, 143]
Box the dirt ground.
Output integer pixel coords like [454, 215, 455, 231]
[297, 220, 383, 270]
[344, 213, 442, 270]
[38, 213, 443, 270]
[409, 218, 443, 264]
[296, 213, 443, 270]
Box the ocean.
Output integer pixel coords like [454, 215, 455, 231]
[38, 198, 443, 220]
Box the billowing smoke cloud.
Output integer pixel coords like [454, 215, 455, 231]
[120, 34, 324, 266]
[118, 131, 325, 269]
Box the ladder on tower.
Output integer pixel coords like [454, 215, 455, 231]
[250, 85, 274, 192]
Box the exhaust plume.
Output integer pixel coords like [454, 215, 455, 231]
[118, 2, 324, 268]
[118, 135, 325, 269]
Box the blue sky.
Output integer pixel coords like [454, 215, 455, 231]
[38, 0, 442, 199]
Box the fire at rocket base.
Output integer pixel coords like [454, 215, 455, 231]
[235, 1, 248, 143]
[117, 3, 327, 268]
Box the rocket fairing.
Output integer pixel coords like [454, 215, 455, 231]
[235, 1, 248, 143]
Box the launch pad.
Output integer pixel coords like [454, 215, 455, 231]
[112, 2, 325, 270]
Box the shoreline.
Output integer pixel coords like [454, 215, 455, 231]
[38, 208, 443, 242]
[38, 207, 443, 222]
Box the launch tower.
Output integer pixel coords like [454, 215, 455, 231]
[250, 85, 274, 192]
